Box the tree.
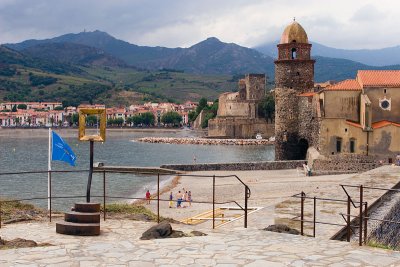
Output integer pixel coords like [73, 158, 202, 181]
[126, 116, 133, 126]
[131, 115, 143, 126]
[49, 117, 54, 127]
[196, 97, 208, 114]
[188, 110, 198, 123]
[141, 112, 155, 126]
[114, 118, 124, 126]
[11, 105, 17, 112]
[71, 113, 79, 126]
[27, 117, 31, 126]
[161, 111, 182, 126]
[86, 115, 97, 126]
[210, 99, 219, 116]
[17, 104, 27, 110]
[258, 92, 275, 123]
[15, 117, 20, 126]
[54, 106, 64, 111]
[201, 113, 215, 129]
[107, 118, 115, 126]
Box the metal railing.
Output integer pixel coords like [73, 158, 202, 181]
[292, 192, 363, 241]
[0, 169, 251, 229]
[293, 183, 400, 247]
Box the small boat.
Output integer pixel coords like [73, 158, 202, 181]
[255, 133, 262, 140]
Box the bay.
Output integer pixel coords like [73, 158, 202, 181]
[0, 128, 274, 210]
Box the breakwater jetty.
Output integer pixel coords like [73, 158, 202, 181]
[136, 137, 273, 145]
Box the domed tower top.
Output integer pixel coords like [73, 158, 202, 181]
[280, 21, 308, 44]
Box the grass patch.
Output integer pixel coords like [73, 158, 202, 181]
[367, 239, 397, 250]
[275, 199, 300, 209]
[0, 198, 46, 222]
[101, 203, 174, 223]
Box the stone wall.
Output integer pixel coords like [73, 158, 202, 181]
[208, 117, 274, 139]
[161, 160, 306, 172]
[274, 88, 301, 160]
[298, 95, 321, 150]
[312, 154, 385, 173]
[208, 73, 266, 139]
[274, 60, 315, 91]
[193, 109, 213, 129]
[367, 189, 400, 248]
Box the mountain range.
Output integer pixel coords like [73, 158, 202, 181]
[5, 30, 400, 82]
[255, 41, 400, 67]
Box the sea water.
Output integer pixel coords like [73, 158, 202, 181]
[0, 128, 274, 210]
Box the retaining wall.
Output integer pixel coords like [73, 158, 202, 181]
[312, 154, 384, 173]
[161, 160, 306, 172]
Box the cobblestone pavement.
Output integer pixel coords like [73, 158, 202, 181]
[1, 219, 400, 266]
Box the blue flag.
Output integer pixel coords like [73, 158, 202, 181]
[51, 131, 77, 166]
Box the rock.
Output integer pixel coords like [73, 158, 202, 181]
[136, 137, 272, 146]
[191, 230, 207, 236]
[263, 224, 300, 235]
[169, 230, 188, 238]
[140, 221, 173, 240]
[130, 213, 154, 222]
[4, 238, 38, 248]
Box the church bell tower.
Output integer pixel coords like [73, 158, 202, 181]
[274, 20, 315, 160]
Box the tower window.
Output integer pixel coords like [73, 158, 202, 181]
[384, 89, 387, 94]
[296, 72, 300, 76]
[291, 48, 297, 59]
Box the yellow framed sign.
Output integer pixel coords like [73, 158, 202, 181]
[78, 108, 106, 142]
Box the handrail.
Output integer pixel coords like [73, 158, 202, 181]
[340, 185, 359, 208]
[291, 193, 362, 204]
[341, 184, 400, 193]
[0, 169, 252, 229]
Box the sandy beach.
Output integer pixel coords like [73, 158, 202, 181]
[145, 169, 355, 230]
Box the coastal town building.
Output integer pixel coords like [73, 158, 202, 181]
[274, 21, 400, 163]
[0, 101, 196, 127]
[0, 101, 62, 111]
[208, 74, 274, 138]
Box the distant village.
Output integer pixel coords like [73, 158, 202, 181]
[0, 101, 202, 127]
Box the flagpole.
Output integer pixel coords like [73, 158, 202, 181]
[48, 127, 52, 210]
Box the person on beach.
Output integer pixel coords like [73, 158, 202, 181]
[169, 192, 173, 208]
[145, 190, 151, 204]
[188, 191, 192, 207]
[176, 191, 183, 208]
[182, 190, 186, 207]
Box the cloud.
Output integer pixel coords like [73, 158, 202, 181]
[0, 0, 399, 49]
[351, 4, 385, 22]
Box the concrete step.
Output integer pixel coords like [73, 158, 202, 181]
[56, 221, 100, 236]
[65, 211, 100, 224]
[74, 202, 101, 213]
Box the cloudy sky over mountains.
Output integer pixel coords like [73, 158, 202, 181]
[0, 0, 398, 49]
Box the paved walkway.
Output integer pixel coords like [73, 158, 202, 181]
[1, 219, 400, 266]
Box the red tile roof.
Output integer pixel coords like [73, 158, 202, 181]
[325, 79, 361, 91]
[298, 92, 316, 97]
[372, 120, 400, 129]
[357, 70, 400, 87]
[346, 120, 363, 128]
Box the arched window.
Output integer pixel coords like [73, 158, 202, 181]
[291, 48, 297, 59]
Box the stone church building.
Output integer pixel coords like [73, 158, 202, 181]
[274, 21, 400, 163]
[208, 74, 274, 138]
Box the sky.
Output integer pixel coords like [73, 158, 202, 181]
[0, 0, 398, 49]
